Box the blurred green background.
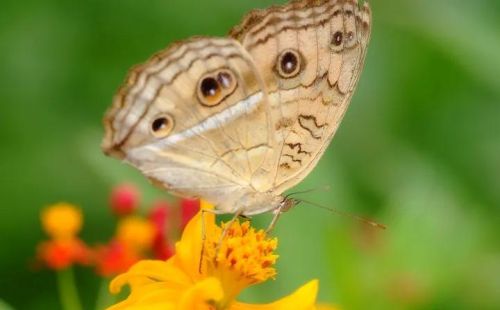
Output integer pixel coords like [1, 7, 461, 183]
[1, 0, 499, 309]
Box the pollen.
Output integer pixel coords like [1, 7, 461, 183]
[204, 220, 278, 287]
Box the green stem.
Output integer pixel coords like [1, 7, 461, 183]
[95, 278, 113, 310]
[57, 268, 83, 310]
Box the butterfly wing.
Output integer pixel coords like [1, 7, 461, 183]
[102, 37, 277, 211]
[231, 0, 372, 193]
[102, 0, 372, 216]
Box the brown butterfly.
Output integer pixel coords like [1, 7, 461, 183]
[102, 0, 371, 221]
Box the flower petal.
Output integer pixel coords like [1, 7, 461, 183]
[230, 280, 319, 310]
[174, 204, 216, 280]
[108, 304, 176, 310]
[178, 277, 224, 310]
[107, 282, 179, 310]
[110, 259, 191, 294]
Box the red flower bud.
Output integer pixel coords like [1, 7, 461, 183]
[149, 200, 170, 231]
[109, 184, 140, 216]
[180, 199, 199, 229]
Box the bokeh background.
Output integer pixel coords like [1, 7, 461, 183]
[1, 0, 499, 309]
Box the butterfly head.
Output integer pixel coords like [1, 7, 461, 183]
[279, 196, 301, 213]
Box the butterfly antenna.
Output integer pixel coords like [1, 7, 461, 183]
[285, 185, 331, 198]
[298, 198, 387, 230]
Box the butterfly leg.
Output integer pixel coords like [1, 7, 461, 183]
[266, 198, 300, 234]
[199, 207, 229, 273]
[216, 209, 245, 249]
[238, 214, 252, 222]
[265, 206, 284, 234]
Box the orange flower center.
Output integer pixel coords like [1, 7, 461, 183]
[203, 219, 278, 308]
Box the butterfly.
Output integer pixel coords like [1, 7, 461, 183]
[102, 0, 371, 221]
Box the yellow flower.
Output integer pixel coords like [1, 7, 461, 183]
[115, 216, 155, 251]
[41, 203, 83, 240]
[107, 201, 319, 310]
[38, 202, 91, 270]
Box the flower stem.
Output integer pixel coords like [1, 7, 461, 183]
[95, 278, 114, 310]
[57, 268, 83, 310]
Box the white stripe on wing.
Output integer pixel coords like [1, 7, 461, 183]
[130, 91, 264, 154]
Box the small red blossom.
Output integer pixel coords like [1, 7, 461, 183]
[35, 185, 202, 277]
[37, 238, 91, 270]
[94, 241, 141, 277]
[151, 234, 173, 260]
[149, 200, 170, 233]
[93, 216, 155, 277]
[180, 198, 199, 228]
[109, 183, 140, 216]
[149, 201, 174, 259]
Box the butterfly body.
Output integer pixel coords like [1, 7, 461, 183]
[102, 0, 371, 216]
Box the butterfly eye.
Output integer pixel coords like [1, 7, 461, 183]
[200, 77, 220, 97]
[198, 76, 222, 106]
[151, 114, 174, 138]
[332, 31, 343, 47]
[276, 49, 302, 79]
[217, 71, 235, 89]
[197, 69, 237, 107]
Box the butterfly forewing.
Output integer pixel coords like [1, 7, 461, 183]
[231, 0, 371, 194]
